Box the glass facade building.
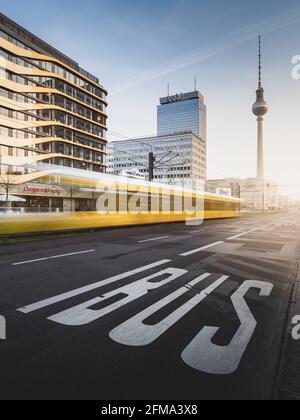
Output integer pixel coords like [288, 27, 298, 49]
[108, 92, 208, 188]
[107, 132, 206, 188]
[0, 13, 108, 176]
[157, 91, 206, 140]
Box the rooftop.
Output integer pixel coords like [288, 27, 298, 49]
[159, 91, 204, 105]
[108, 131, 203, 145]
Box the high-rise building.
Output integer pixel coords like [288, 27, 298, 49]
[108, 89, 207, 188]
[107, 131, 206, 188]
[157, 91, 206, 140]
[252, 36, 268, 179]
[0, 13, 108, 175]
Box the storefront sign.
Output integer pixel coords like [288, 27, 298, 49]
[23, 186, 61, 196]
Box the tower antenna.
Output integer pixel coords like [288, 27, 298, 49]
[258, 35, 262, 88]
[194, 77, 197, 92]
[167, 83, 170, 97]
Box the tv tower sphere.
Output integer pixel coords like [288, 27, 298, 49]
[252, 91, 269, 116]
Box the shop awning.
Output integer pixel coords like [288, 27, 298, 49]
[0, 195, 26, 202]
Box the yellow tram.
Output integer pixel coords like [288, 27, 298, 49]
[0, 169, 241, 235]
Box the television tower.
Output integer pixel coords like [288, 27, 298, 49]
[252, 36, 269, 179]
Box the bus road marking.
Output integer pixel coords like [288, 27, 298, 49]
[17, 259, 171, 314]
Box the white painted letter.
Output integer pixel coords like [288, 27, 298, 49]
[48, 268, 187, 326]
[181, 280, 273, 375]
[110, 274, 228, 346]
[0, 315, 6, 340]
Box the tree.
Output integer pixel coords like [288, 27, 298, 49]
[0, 170, 22, 208]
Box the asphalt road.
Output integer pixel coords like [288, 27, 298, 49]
[0, 212, 300, 400]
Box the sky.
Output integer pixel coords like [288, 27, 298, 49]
[1, 0, 300, 198]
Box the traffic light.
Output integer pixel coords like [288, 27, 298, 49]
[149, 152, 155, 181]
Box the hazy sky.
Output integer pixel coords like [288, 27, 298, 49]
[1, 0, 300, 197]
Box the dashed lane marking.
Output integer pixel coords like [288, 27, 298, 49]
[180, 241, 225, 257]
[12, 250, 96, 266]
[226, 224, 272, 241]
[180, 224, 273, 257]
[139, 236, 170, 243]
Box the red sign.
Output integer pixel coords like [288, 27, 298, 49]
[23, 186, 61, 196]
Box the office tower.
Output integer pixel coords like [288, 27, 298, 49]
[0, 13, 108, 175]
[157, 91, 206, 140]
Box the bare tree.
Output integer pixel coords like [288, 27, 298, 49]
[0, 170, 22, 208]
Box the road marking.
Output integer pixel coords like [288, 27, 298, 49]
[181, 280, 273, 375]
[110, 274, 228, 347]
[17, 259, 170, 314]
[12, 250, 96, 266]
[0, 315, 6, 340]
[189, 230, 202, 234]
[139, 236, 170, 243]
[48, 267, 187, 326]
[226, 224, 271, 241]
[180, 224, 273, 257]
[227, 230, 258, 240]
[180, 241, 224, 257]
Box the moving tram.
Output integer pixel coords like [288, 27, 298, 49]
[0, 169, 241, 235]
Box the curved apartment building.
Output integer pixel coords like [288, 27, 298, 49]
[0, 13, 107, 177]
